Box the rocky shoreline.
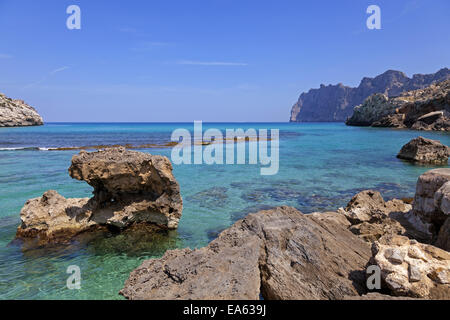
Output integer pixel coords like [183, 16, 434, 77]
[13, 147, 450, 300]
[120, 169, 450, 300]
[346, 80, 450, 131]
[0, 92, 43, 127]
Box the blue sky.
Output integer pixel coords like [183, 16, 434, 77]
[0, 0, 449, 122]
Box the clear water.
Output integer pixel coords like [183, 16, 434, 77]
[0, 122, 448, 299]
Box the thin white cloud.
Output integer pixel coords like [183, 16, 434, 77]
[0, 54, 13, 59]
[22, 66, 70, 89]
[50, 66, 70, 75]
[177, 60, 248, 66]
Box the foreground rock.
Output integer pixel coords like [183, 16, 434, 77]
[371, 235, 450, 299]
[290, 68, 450, 122]
[436, 218, 450, 251]
[16, 148, 182, 246]
[397, 137, 450, 164]
[0, 92, 43, 127]
[413, 169, 450, 228]
[346, 79, 450, 131]
[338, 190, 418, 242]
[120, 206, 371, 300]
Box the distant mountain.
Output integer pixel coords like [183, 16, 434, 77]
[0, 92, 43, 127]
[289, 68, 450, 122]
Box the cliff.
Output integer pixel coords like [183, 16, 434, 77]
[346, 79, 450, 131]
[290, 68, 450, 122]
[0, 92, 43, 127]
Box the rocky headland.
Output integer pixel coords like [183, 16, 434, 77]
[290, 68, 450, 122]
[346, 79, 450, 131]
[0, 92, 43, 127]
[16, 147, 182, 247]
[121, 169, 450, 300]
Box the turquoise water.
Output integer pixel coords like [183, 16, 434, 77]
[0, 122, 449, 299]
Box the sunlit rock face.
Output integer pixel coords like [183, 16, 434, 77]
[0, 92, 43, 127]
[16, 148, 183, 247]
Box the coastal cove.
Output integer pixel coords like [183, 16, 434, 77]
[0, 122, 449, 299]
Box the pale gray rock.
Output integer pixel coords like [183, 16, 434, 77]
[413, 168, 450, 227]
[371, 235, 450, 299]
[0, 92, 43, 127]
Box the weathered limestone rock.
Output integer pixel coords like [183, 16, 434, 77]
[0, 93, 43, 127]
[371, 235, 450, 299]
[339, 190, 387, 224]
[69, 147, 182, 228]
[120, 207, 371, 300]
[338, 190, 415, 242]
[16, 190, 94, 245]
[413, 168, 450, 228]
[436, 218, 450, 251]
[397, 137, 450, 164]
[347, 79, 450, 131]
[16, 148, 182, 246]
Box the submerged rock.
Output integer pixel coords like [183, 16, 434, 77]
[397, 137, 450, 164]
[120, 206, 371, 300]
[371, 235, 450, 299]
[0, 92, 43, 127]
[16, 148, 182, 246]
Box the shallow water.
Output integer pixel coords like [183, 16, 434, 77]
[0, 122, 448, 299]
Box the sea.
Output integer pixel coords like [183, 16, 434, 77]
[0, 122, 449, 299]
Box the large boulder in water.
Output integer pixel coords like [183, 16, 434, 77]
[16, 148, 182, 246]
[397, 137, 450, 164]
[120, 206, 371, 300]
